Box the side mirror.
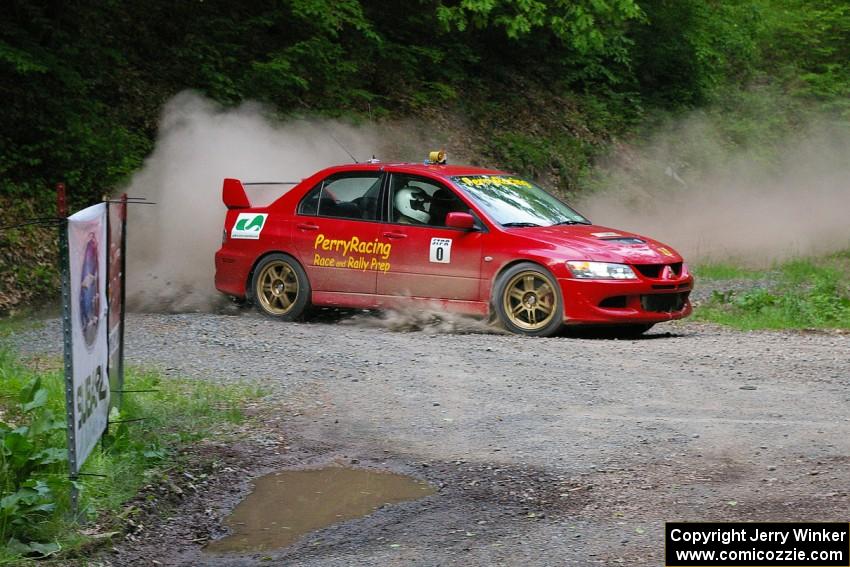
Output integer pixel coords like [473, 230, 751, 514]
[445, 212, 475, 230]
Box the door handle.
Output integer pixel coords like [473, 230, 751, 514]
[297, 222, 319, 231]
[382, 232, 408, 239]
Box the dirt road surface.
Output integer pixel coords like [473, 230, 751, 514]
[17, 313, 850, 565]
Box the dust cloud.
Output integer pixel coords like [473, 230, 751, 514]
[123, 92, 439, 311]
[578, 114, 850, 265]
[125, 91, 850, 313]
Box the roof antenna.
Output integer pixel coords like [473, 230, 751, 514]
[326, 130, 359, 164]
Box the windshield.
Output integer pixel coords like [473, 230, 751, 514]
[451, 175, 589, 227]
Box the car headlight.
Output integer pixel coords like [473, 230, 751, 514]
[566, 261, 637, 280]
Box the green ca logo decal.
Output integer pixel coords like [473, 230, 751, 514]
[231, 213, 268, 240]
[236, 215, 264, 231]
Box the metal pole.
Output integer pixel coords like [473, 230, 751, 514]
[118, 194, 128, 408]
[57, 183, 67, 218]
[58, 183, 79, 517]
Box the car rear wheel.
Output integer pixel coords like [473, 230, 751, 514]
[251, 253, 311, 320]
[495, 263, 564, 337]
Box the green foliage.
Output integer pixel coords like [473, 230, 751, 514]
[759, 0, 850, 114]
[0, 345, 263, 562]
[630, 0, 850, 111]
[2, 0, 848, 211]
[631, 0, 763, 105]
[249, 0, 381, 110]
[0, 375, 67, 558]
[0, 1, 154, 208]
[435, 0, 644, 55]
[0, 0, 647, 199]
[696, 254, 850, 329]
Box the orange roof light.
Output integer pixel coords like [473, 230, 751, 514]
[428, 150, 447, 165]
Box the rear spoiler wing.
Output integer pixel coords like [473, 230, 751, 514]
[222, 178, 299, 209]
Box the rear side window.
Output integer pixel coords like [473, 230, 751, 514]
[298, 174, 382, 221]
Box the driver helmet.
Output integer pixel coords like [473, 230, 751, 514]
[395, 185, 431, 223]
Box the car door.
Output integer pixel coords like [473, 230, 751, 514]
[376, 173, 483, 300]
[292, 172, 385, 294]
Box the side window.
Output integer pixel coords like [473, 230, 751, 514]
[297, 174, 382, 220]
[390, 174, 470, 227]
[298, 185, 321, 216]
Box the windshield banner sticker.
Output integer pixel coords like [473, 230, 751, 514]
[313, 234, 392, 273]
[429, 238, 452, 263]
[457, 175, 532, 188]
[231, 213, 268, 239]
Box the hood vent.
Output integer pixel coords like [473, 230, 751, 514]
[598, 236, 646, 244]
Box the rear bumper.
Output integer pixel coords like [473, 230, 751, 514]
[214, 248, 252, 298]
[558, 276, 693, 324]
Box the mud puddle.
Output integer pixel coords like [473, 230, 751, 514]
[205, 467, 434, 553]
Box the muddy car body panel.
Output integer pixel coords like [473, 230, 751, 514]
[214, 162, 693, 333]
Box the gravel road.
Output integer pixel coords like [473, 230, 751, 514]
[15, 312, 850, 566]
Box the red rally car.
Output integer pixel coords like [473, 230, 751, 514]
[214, 154, 693, 337]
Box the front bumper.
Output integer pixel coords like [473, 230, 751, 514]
[558, 275, 693, 324]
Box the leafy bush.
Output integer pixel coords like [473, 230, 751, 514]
[0, 376, 67, 557]
[0, 343, 264, 562]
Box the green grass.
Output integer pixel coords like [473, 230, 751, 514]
[0, 344, 265, 563]
[0, 317, 43, 340]
[694, 253, 850, 330]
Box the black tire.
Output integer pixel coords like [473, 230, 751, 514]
[250, 253, 311, 320]
[493, 262, 564, 337]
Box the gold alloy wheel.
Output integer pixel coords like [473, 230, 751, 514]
[502, 270, 558, 331]
[256, 260, 299, 315]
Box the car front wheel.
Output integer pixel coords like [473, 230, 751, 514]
[251, 253, 311, 320]
[494, 262, 564, 337]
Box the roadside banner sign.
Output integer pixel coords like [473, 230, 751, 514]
[64, 203, 110, 474]
[107, 196, 127, 409]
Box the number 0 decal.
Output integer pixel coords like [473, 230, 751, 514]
[430, 238, 452, 263]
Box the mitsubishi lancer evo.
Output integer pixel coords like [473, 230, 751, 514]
[214, 153, 692, 337]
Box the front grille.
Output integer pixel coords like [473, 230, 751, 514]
[641, 292, 687, 313]
[634, 264, 661, 278]
[633, 262, 682, 279]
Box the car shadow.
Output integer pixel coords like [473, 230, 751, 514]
[307, 307, 365, 324]
[557, 326, 686, 340]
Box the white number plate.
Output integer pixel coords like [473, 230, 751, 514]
[429, 238, 452, 263]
